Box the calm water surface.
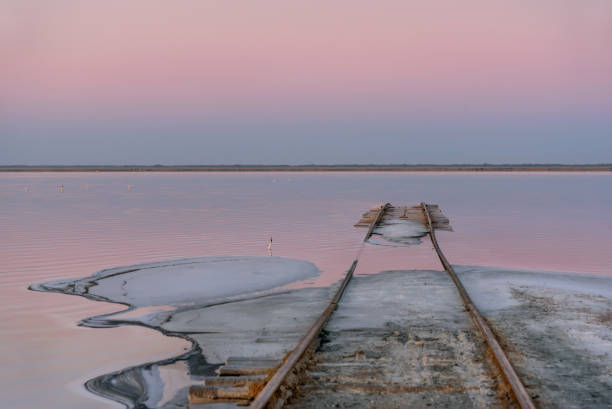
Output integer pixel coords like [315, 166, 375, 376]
[1, 172, 611, 408]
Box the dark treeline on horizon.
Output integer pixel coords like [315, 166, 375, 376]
[1, 163, 611, 172]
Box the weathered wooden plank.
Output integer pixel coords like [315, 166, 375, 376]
[225, 357, 282, 366]
[189, 385, 252, 402]
[217, 364, 278, 376]
[359, 203, 453, 232]
[204, 375, 267, 387]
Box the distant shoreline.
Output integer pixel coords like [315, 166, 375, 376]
[1, 165, 611, 172]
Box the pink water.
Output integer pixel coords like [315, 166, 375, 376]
[1, 171, 611, 408]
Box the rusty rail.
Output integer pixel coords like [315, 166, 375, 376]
[363, 203, 390, 242]
[421, 202, 536, 409]
[249, 204, 388, 408]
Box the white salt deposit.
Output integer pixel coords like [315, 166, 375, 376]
[33, 262, 611, 408]
[34, 256, 320, 307]
[371, 219, 428, 245]
[458, 265, 612, 371]
[456, 265, 612, 311]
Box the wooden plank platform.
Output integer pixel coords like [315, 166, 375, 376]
[355, 204, 452, 231]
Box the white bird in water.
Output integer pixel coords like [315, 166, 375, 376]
[267, 237, 273, 256]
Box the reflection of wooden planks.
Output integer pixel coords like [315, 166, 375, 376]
[355, 204, 452, 231]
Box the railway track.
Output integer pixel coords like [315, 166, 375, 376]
[193, 203, 536, 409]
[248, 204, 390, 409]
[421, 203, 535, 409]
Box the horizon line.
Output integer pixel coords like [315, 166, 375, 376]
[1, 163, 611, 172]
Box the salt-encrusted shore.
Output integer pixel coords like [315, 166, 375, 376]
[458, 266, 612, 409]
[288, 268, 611, 409]
[286, 269, 515, 409]
[31, 260, 612, 408]
[30, 256, 328, 407]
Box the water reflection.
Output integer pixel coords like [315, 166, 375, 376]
[1, 171, 611, 408]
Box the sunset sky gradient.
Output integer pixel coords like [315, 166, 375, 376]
[2, 1, 611, 164]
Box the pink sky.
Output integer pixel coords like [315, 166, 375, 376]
[3, 1, 611, 115]
[1, 1, 611, 164]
